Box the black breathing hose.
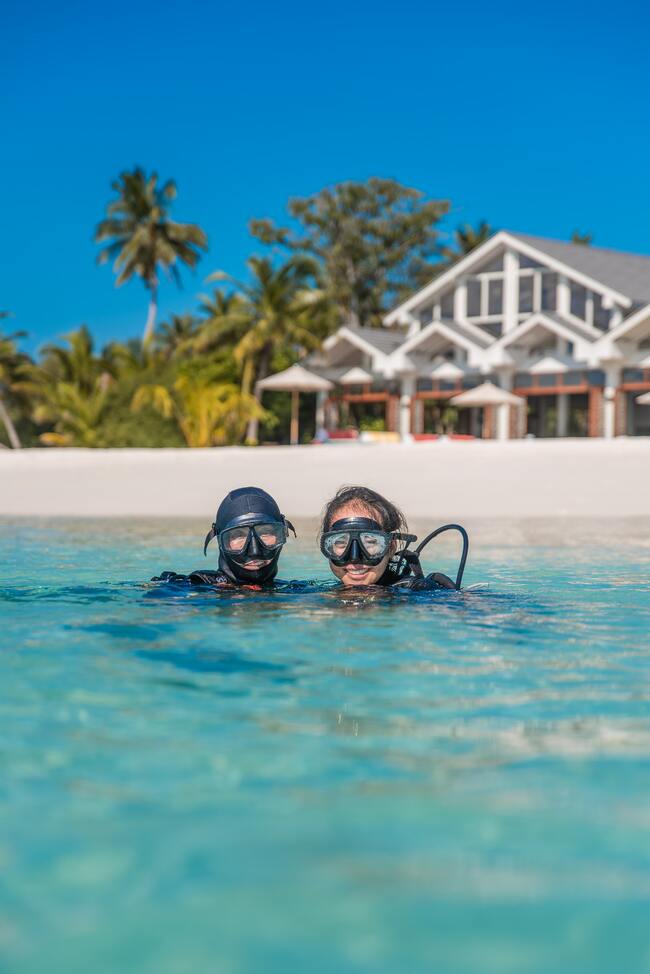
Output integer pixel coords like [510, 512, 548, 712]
[414, 523, 469, 590]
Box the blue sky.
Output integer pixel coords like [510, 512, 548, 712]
[4, 0, 650, 352]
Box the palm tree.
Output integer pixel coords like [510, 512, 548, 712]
[154, 312, 201, 359]
[95, 167, 208, 344]
[0, 315, 26, 448]
[24, 326, 114, 446]
[132, 372, 267, 447]
[203, 255, 333, 442]
[571, 230, 593, 246]
[440, 220, 493, 267]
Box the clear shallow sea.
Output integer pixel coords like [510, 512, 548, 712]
[1, 517, 650, 974]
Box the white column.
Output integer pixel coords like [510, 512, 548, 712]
[399, 376, 415, 441]
[503, 248, 519, 333]
[315, 390, 327, 432]
[557, 275, 570, 317]
[454, 278, 467, 322]
[495, 369, 514, 440]
[406, 314, 420, 338]
[610, 307, 623, 329]
[603, 366, 620, 439]
[495, 404, 509, 440]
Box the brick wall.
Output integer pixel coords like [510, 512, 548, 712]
[588, 388, 603, 437]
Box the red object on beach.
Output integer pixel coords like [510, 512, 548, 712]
[412, 433, 476, 442]
[327, 429, 360, 440]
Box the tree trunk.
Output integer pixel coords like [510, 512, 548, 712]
[0, 394, 22, 449]
[143, 284, 158, 345]
[245, 348, 270, 445]
[240, 356, 254, 398]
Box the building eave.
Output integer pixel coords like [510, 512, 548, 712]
[604, 303, 650, 342]
[322, 326, 389, 363]
[395, 319, 487, 358]
[492, 312, 600, 352]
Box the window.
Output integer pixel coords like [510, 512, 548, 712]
[418, 305, 433, 326]
[474, 254, 504, 273]
[519, 275, 534, 312]
[467, 280, 481, 316]
[440, 290, 454, 318]
[519, 254, 543, 269]
[570, 283, 587, 318]
[488, 279, 503, 315]
[541, 272, 557, 311]
[592, 293, 611, 330]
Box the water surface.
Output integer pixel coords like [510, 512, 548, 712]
[1, 518, 650, 973]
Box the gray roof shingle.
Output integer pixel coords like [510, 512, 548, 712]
[345, 325, 407, 354]
[510, 232, 650, 304]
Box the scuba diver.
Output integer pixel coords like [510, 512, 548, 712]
[319, 485, 468, 591]
[152, 486, 296, 589]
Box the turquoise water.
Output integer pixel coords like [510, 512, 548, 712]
[2, 518, 650, 974]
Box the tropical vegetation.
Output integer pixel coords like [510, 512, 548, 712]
[2, 170, 504, 449]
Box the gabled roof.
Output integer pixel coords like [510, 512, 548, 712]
[495, 312, 598, 351]
[323, 324, 405, 358]
[510, 233, 650, 305]
[384, 230, 642, 324]
[397, 318, 491, 358]
[601, 302, 650, 343]
[350, 325, 406, 354]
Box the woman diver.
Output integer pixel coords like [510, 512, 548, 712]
[153, 486, 295, 589]
[319, 485, 468, 591]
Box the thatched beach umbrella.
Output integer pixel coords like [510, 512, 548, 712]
[636, 391, 650, 405]
[339, 366, 374, 385]
[257, 364, 333, 445]
[450, 381, 525, 440]
[450, 381, 524, 408]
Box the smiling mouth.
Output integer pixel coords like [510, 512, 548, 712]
[345, 565, 372, 577]
[243, 559, 271, 569]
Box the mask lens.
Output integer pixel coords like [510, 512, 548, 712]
[360, 532, 388, 557]
[254, 522, 286, 549]
[324, 532, 351, 559]
[221, 526, 250, 553]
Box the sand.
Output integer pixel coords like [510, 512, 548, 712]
[1, 439, 649, 520]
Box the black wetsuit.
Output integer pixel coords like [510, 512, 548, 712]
[390, 572, 457, 591]
[151, 568, 240, 588]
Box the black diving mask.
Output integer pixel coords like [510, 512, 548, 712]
[220, 520, 288, 564]
[321, 517, 416, 567]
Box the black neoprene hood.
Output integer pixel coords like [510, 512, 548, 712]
[215, 486, 283, 531]
[204, 486, 293, 584]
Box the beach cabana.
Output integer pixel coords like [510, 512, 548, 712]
[451, 382, 525, 440]
[257, 365, 333, 445]
[339, 366, 374, 385]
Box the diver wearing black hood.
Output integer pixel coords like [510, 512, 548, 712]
[152, 487, 296, 589]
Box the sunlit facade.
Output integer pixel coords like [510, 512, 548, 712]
[307, 231, 650, 439]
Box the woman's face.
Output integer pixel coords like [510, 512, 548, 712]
[325, 502, 393, 586]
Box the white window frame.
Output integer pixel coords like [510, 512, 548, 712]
[466, 271, 504, 321]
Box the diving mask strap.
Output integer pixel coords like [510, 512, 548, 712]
[203, 524, 217, 557]
[285, 518, 297, 538]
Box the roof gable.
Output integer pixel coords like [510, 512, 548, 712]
[510, 233, 650, 305]
[384, 230, 644, 324]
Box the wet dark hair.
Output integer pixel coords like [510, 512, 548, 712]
[320, 485, 408, 535]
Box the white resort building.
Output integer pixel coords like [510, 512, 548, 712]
[303, 231, 650, 439]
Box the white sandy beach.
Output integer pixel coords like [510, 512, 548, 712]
[1, 439, 649, 520]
